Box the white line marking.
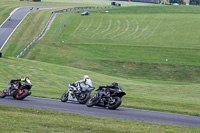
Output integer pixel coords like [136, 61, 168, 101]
[0, 7, 20, 28]
[0, 8, 31, 51]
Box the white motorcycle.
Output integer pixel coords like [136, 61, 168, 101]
[61, 83, 95, 104]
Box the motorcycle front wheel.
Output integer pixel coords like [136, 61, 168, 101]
[107, 97, 121, 110]
[78, 92, 90, 104]
[86, 95, 99, 107]
[15, 89, 29, 100]
[61, 92, 69, 102]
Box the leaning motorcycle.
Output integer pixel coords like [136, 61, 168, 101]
[61, 83, 95, 104]
[0, 81, 32, 100]
[86, 86, 126, 110]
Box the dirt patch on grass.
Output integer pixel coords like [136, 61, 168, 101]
[39, 13, 57, 40]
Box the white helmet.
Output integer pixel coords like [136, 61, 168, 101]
[83, 75, 89, 80]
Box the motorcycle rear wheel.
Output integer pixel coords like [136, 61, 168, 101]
[0, 91, 6, 98]
[107, 97, 121, 110]
[61, 92, 69, 102]
[78, 92, 90, 104]
[15, 89, 29, 100]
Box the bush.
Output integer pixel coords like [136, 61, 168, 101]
[190, 0, 200, 5]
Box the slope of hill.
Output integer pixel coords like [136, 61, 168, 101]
[3, 6, 199, 82]
[0, 57, 200, 116]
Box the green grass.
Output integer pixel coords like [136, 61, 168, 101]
[1, 9, 57, 57]
[0, 0, 110, 25]
[1, 104, 199, 133]
[0, 0, 98, 7]
[105, 5, 200, 14]
[0, 2, 200, 131]
[0, 57, 200, 116]
[3, 6, 198, 82]
[0, 5, 18, 25]
[1, 6, 200, 116]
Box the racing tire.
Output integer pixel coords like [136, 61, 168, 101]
[107, 97, 121, 110]
[15, 89, 29, 100]
[86, 95, 99, 107]
[61, 92, 69, 102]
[0, 91, 6, 98]
[13, 91, 18, 99]
[78, 92, 90, 104]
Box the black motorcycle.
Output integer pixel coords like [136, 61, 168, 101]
[86, 85, 126, 110]
[0, 81, 32, 100]
[61, 83, 95, 104]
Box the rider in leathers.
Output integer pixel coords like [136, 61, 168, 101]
[5, 77, 31, 93]
[98, 82, 120, 97]
[71, 75, 93, 93]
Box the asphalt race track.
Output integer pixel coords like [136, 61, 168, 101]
[0, 2, 148, 51]
[0, 6, 62, 50]
[0, 96, 200, 128]
[0, 4, 200, 129]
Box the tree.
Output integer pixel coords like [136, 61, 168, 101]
[170, 0, 185, 3]
[190, 0, 200, 5]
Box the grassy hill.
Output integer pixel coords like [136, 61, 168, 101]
[0, 57, 200, 116]
[3, 6, 200, 82]
[0, 1, 200, 131]
[0, 0, 108, 25]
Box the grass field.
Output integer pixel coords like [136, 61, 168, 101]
[0, 0, 110, 25]
[1, 104, 199, 133]
[3, 6, 199, 82]
[1, 9, 57, 56]
[0, 1, 200, 131]
[0, 57, 200, 117]
[1, 4, 200, 115]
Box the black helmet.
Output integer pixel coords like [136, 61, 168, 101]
[112, 82, 118, 86]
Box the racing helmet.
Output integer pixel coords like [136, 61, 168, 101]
[83, 75, 89, 80]
[112, 82, 118, 86]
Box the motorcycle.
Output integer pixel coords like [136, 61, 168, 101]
[61, 82, 95, 104]
[86, 86, 126, 110]
[0, 81, 32, 100]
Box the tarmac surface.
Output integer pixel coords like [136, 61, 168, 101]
[0, 96, 200, 128]
[0, 4, 199, 129]
[0, 6, 62, 51]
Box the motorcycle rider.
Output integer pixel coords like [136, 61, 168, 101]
[5, 77, 31, 93]
[98, 82, 120, 97]
[70, 75, 93, 94]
